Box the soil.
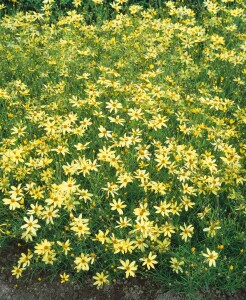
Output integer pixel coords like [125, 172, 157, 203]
[0, 244, 245, 300]
[0, 275, 245, 300]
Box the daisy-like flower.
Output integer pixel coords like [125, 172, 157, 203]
[102, 182, 119, 197]
[93, 272, 109, 287]
[162, 221, 175, 238]
[139, 252, 158, 270]
[170, 257, 184, 274]
[74, 253, 91, 271]
[12, 265, 25, 279]
[98, 125, 112, 139]
[11, 126, 27, 137]
[202, 248, 219, 267]
[34, 239, 53, 256]
[21, 215, 41, 234]
[57, 240, 71, 255]
[115, 216, 132, 228]
[51, 145, 70, 156]
[60, 272, 70, 283]
[94, 229, 110, 244]
[117, 259, 138, 278]
[133, 202, 150, 221]
[203, 221, 221, 237]
[106, 100, 122, 113]
[18, 250, 33, 268]
[41, 206, 60, 224]
[110, 198, 126, 215]
[154, 200, 171, 217]
[3, 195, 22, 210]
[180, 223, 194, 242]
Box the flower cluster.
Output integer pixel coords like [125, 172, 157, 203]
[0, 0, 245, 292]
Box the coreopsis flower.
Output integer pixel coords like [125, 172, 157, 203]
[18, 250, 33, 268]
[74, 253, 91, 271]
[11, 126, 27, 137]
[129, 5, 143, 15]
[42, 250, 56, 265]
[3, 195, 22, 210]
[133, 238, 148, 252]
[34, 239, 53, 256]
[102, 182, 119, 197]
[98, 125, 112, 139]
[202, 248, 219, 267]
[170, 257, 184, 274]
[21, 215, 41, 236]
[94, 229, 110, 244]
[162, 221, 175, 238]
[155, 154, 171, 170]
[181, 196, 195, 211]
[180, 223, 194, 242]
[133, 203, 150, 221]
[72, 0, 82, 8]
[70, 214, 90, 238]
[27, 203, 44, 217]
[115, 216, 132, 228]
[93, 272, 109, 288]
[154, 200, 171, 217]
[203, 221, 221, 237]
[60, 272, 70, 283]
[110, 198, 126, 215]
[117, 259, 138, 278]
[9, 184, 23, 198]
[106, 100, 122, 113]
[57, 240, 71, 255]
[117, 172, 133, 188]
[41, 206, 60, 224]
[51, 145, 70, 156]
[139, 252, 158, 270]
[12, 265, 25, 279]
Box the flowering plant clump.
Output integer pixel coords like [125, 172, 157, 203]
[0, 0, 245, 296]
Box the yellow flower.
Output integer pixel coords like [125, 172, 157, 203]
[180, 223, 194, 242]
[41, 206, 60, 224]
[162, 221, 175, 238]
[140, 252, 158, 270]
[102, 182, 119, 197]
[74, 253, 91, 272]
[3, 195, 22, 210]
[93, 272, 109, 287]
[202, 248, 219, 267]
[12, 266, 25, 279]
[60, 272, 70, 283]
[34, 239, 53, 256]
[18, 250, 33, 268]
[203, 221, 221, 237]
[42, 251, 56, 265]
[117, 259, 138, 278]
[51, 145, 70, 156]
[170, 257, 184, 274]
[70, 214, 90, 238]
[133, 203, 150, 221]
[57, 240, 71, 255]
[154, 200, 171, 217]
[115, 216, 132, 228]
[21, 215, 41, 235]
[11, 126, 27, 137]
[110, 198, 126, 215]
[94, 229, 110, 244]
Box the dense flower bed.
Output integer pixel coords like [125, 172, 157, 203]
[0, 0, 245, 297]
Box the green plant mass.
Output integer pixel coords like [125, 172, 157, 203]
[0, 0, 245, 298]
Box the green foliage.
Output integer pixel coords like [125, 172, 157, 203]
[0, 0, 245, 297]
